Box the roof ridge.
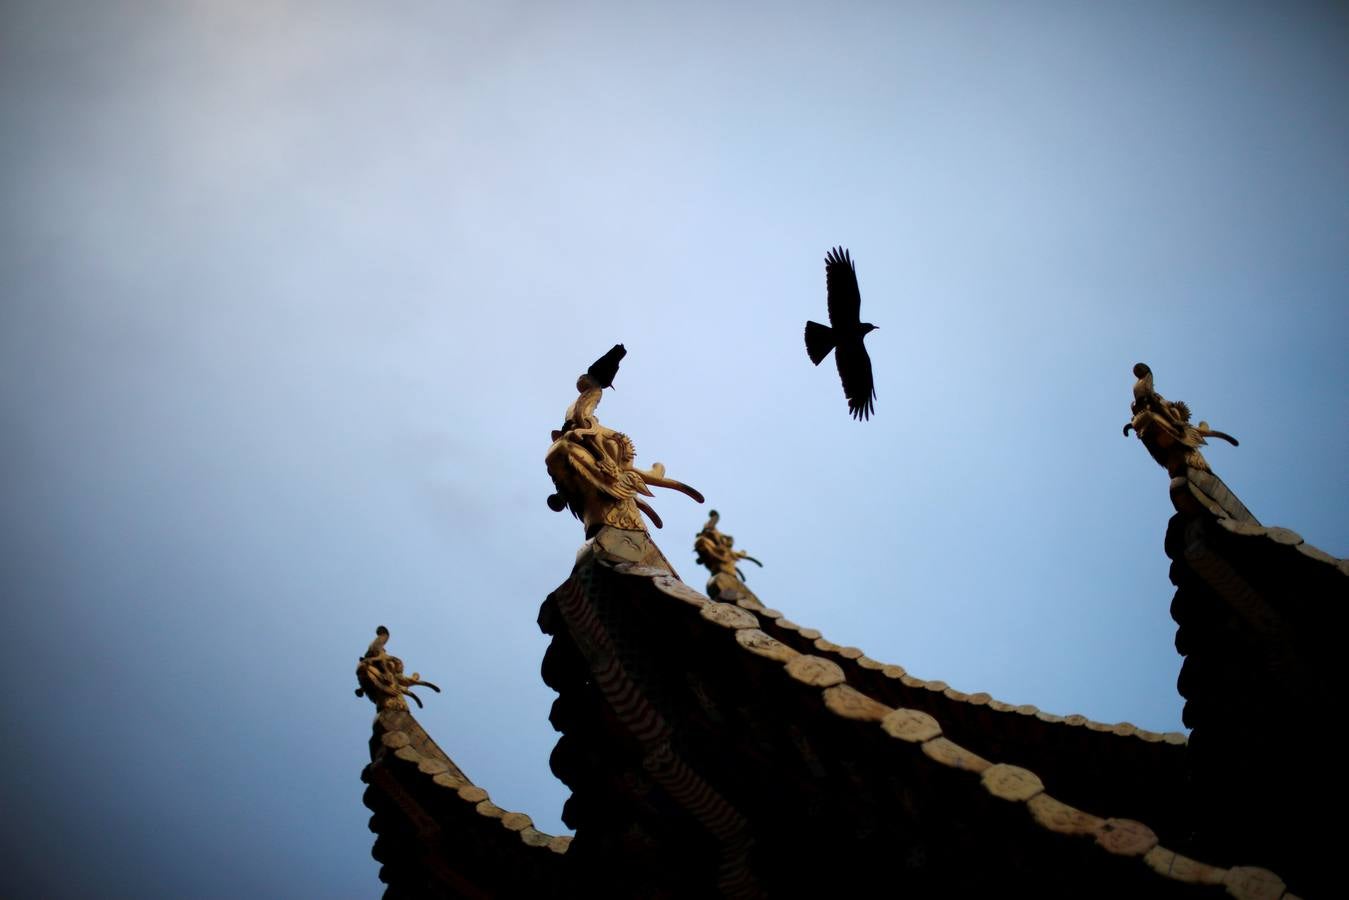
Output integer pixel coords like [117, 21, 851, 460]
[696, 568, 1190, 748]
[610, 559, 1294, 900]
[1207, 503, 1349, 575]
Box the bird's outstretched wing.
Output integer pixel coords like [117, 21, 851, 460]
[825, 247, 860, 327]
[835, 339, 876, 421]
[587, 343, 626, 388]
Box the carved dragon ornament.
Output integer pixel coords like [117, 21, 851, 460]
[546, 352, 703, 535]
[1123, 362, 1238, 476]
[355, 626, 441, 711]
[694, 510, 763, 581]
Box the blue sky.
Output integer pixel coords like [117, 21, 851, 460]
[2, 2, 1345, 896]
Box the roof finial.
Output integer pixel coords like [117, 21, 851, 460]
[545, 345, 704, 536]
[694, 510, 763, 582]
[1123, 363, 1238, 476]
[355, 626, 441, 710]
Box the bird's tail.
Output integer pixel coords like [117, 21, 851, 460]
[804, 321, 834, 365]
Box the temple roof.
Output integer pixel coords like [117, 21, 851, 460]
[533, 526, 1292, 898]
[358, 503, 1323, 897]
[355, 361, 1335, 898]
[1125, 363, 1346, 896]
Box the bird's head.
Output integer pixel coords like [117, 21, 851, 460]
[861, 323, 878, 336]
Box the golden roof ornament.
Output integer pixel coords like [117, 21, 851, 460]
[694, 510, 763, 581]
[1123, 362, 1238, 476]
[546, 344, 704, 535]
[355, 626, 441, 710]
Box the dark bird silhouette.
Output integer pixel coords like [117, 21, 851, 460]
[587, 343, 627, 388]
[804, 247, 877, 420]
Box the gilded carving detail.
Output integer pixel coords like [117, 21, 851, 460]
[1124, 363, 1238, 476]
[355, 626, 441, 710]
[546, 346, 704, 534]
[694, 510, 763, 581]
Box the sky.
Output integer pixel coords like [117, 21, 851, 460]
[1, 2, 1345, 897]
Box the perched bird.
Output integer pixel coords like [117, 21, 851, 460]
[587, 343, 627, 389]
[804, 247, 878, 420]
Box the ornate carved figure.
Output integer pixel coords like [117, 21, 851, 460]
[1123, 362, 1238, 476]
[546, 346, 704, 534]
[355, 626, 440, 710]
[694, 510, 763, 581]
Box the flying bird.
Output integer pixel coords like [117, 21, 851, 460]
[804, 247, 878, 420]
[587, 343, 627, 389]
